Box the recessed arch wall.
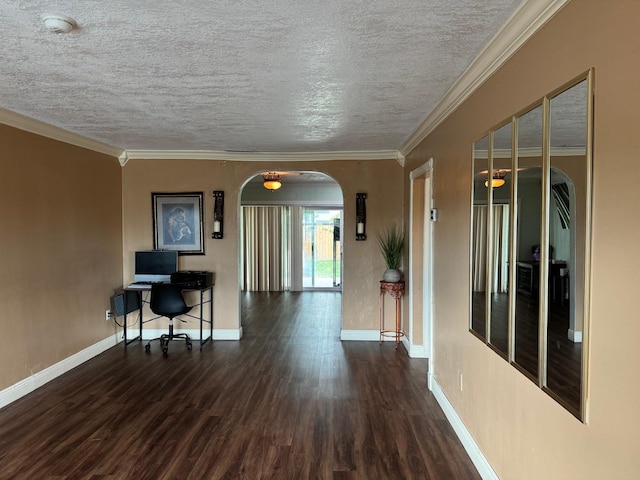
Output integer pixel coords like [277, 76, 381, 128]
[122, 157, 404, 337]
[238, 170, 344, 294]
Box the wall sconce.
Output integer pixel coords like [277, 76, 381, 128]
[356, 192, 367, 241]
[212, 191, 224, 239]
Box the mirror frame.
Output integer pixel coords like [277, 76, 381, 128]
[469, 69, 593, 422]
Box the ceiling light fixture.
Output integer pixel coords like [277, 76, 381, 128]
[485, 170, 506, 188]
[262, 172, 282, 191]
[43, 14, 76, 34]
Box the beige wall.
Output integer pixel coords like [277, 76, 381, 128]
[122, 159, 403, 332]
[0, 125, 123, 391]
[405, 0, 640, 477]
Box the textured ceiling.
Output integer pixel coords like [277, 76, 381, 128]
[1, 0, 524, 154]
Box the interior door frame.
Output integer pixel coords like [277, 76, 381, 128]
[408, 159, 434, 367]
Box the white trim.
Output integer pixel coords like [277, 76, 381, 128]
[341, 330, 407, 345]
[0, 334, 120, 410]
[431, 378, 499, 480]
[118, 151, 129, 166]
[410, 158, 433, 180]
[568, 329, 583, 343]
[340, 329, 384, 342]
[408, 159, 434, 362]
[0, 108, 124, 158]
[124, 149, 402, 162]
[139, 328, 243, 341]
[214, 327, 243, 340]
[400, 0, 569, 156]
[1, 2, 569, 166]
[0, 110, 403, 163]
[402, 336, 428, 358]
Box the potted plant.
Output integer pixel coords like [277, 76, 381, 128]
[376, 225, 405, 282]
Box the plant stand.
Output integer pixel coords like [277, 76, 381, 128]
[379, 281, 405, 349]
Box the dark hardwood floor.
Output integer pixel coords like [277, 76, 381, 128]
[472, 290, 581, 414]
[0, 291, 480, 479]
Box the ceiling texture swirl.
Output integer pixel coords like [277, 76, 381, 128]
[0, 0, 567, 160]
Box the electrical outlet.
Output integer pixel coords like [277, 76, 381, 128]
[105, 309, 111, 321]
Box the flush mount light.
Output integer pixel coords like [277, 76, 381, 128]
[43, 14, 76, 34]
[485, 170, 506, 188]
[262, 172, 282, 191]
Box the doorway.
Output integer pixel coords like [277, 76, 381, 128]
[302, 208, 342, 290]
[409, 159, 433, 362]
[239, 171, 344, 293]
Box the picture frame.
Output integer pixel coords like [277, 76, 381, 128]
[152, 192, 205, 255]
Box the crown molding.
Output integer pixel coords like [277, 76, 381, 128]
[2, 1, 569, 166]
[0, 108, 403, 164]
[123, 149, 402, 163]
[399, 0, 569, 156]
[0, 108, 124, 158]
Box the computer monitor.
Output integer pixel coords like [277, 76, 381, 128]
[134, 250, 178, 283]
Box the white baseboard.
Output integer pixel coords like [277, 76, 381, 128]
[134, 327, 243, 341]
[402, 337, 429, 358]
[340, 329, 384, 341]
[0, 326, 246, 410]
[213, 327, 243, 340]
[0, 334, 119, 410]
[341, 330, 425, 357]
[430, 378, 498, 480]
[568, 329, 582, 343]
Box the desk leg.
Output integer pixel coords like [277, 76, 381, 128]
[209, 286, 213, 342]
[123, 291, 143, 348]
[199, 285, 213, 349]
[199, 288, 204, 348]
[138, 291, 143, 341]
[123, 308, 127, 347]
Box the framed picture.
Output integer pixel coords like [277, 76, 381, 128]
[152, 192, 205, 255]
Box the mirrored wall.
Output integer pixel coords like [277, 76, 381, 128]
[470, 71, 593, 420]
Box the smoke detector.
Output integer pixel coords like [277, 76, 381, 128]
[43, 14, 76, 34]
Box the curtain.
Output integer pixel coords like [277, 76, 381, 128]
[472, 204, 509, 293]
[241, 206, 292, 291]
[491, 204, 510, 293]
[552, 182, 570, 229]
[472, 206, 488, 292]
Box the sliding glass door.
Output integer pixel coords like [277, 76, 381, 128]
[302, 209, 342, 290]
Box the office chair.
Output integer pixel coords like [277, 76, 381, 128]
[145, 283, 193, 356]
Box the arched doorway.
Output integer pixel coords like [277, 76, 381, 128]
[238, 170, 344, 293]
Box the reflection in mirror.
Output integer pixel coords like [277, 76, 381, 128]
[471, 136, 489, 340]
[514, 105, 543, 379]
[546, 79, 588, 415]
[469, 72, 591, 420]
[489, 122, 512, 357]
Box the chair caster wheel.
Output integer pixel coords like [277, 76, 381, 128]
[145, 344, 150, 352]
[187, 342, 192, 350]
[162, 348, 168, 357]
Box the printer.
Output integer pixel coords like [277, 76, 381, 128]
[171, 271, 214, 289]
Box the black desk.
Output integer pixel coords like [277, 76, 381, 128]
[121, 283, 213, 350]
[516, 261, 568, 304]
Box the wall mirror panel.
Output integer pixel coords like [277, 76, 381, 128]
[514, 104, 543, 379]
[488, 121, 512, 357]
[545, 78, 589, 415]
[469, 71, 592, 420]
[471, 135, 489, 340]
